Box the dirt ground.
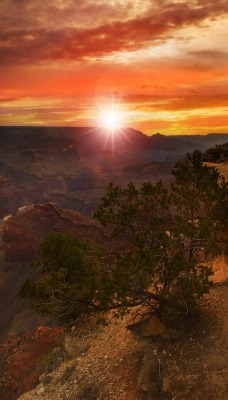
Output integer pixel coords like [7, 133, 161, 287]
[18, 279, 228, 400]
[160, 283, 228, 400]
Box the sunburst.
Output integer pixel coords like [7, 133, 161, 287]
[100, 108, 123, 132]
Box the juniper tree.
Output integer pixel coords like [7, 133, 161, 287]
[94, 150, 227, 314]
[19, 233, 110, 321]
[20, 151, 227, 320]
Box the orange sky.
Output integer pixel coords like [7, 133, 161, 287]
[0, 0, 228, 135]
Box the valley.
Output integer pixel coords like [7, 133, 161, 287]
[0, 127, 227, 400]
[0, 127, 227, 220]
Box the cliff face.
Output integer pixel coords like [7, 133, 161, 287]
[0, 203, 109, 339]
[3, 203, 108, 262]
[2, 126, 222, 219]
[0, 327, 65, 400]
[0, 203, 110, 400]
[0, 174, 30, 218]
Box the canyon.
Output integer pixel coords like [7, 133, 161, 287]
[0, 127, 227, 400]
[1, 127, 227, 219]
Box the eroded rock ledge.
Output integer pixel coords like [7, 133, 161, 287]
[0, 203, 109, 340]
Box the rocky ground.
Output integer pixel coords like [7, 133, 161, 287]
[0, 157, 226, 400]
[17, 278, 227, 400]
[0, 327, 65, 400]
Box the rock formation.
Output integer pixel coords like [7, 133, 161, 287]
[0, 327, 65, 400]
[2, 126, 224, 219]
[0, 203, 109, 339]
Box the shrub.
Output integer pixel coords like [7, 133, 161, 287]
[20, 151, 228, 320]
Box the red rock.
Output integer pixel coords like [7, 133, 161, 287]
[3, 203, 108, 262]
[0, 327, 65, 400]
[0, 203, 110, 341]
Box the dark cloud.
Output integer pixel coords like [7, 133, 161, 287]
[0, 1, 133, 31]
[0, 0, 228, 66]
[0, 96, 22, 103]
[186, 49, 228, 68]
[196, 0, 228, 11]
[166, 49, 228, 72]
[189, 50, 228, 59]
[120, 89, 228, 111]
[162, 95, 228, 111]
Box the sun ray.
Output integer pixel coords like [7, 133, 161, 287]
[99, 108, 123, 132]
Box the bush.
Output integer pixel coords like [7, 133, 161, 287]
[19, 233, 110, 321]
[20, 151, 228, 320]
[94, 150, 227, 314]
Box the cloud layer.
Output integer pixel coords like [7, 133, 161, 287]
[1, 0, 228, 65]
[0, 0, 227, 133]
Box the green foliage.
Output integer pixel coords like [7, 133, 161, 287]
[95, 180, 170, 241]
[19, 232, 109, 321]
[43, 345, 68, 372]
[202, 142, 228, 163]
[171, 150, 228, 253]
[94, 150, 227, 314]
[20, 150, 228, 320]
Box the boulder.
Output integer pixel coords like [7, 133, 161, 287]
[128, 314, 168, 338]
[138, 354, 162, 399]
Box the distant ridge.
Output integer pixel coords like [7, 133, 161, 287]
[1, 127, 228, 166]
[0, 128, 226, 155]
[169, 133, 228, 148]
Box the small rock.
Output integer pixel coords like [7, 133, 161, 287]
[163, 377, 171, 392]
[39, 372, 46, 383]
[37, 386, 45, 395]
[138, 354, 162, 396]
[128, 314, 167, 337]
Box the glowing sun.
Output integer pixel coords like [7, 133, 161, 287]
[100, 109, 123, 131]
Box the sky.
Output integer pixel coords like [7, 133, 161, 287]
[0, 0, 228, 135]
